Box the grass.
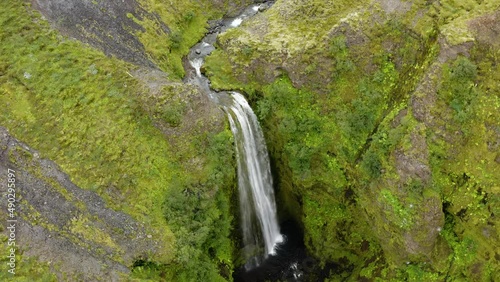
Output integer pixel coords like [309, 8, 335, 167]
[1, 0, 178, 259]
[132, 0, 246, 79]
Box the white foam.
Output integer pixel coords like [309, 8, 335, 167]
[268, 234, 285, 255]
[230, 18, 243, 27]
[190, 58, 203, 77]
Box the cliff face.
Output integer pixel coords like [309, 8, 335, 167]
[204, 0, 500, 280]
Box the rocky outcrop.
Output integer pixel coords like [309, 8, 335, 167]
[31, 0, 158, 68]
[0, 126, 170, 281]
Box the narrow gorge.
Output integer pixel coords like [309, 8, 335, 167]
[1, 0, 499, 281]
[186, 4, 307, 279]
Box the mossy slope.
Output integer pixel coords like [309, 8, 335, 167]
[205, 0, 500, 280]
[0, 126, 169, 281]
[32, 0, 260, 79]
[0, 1, 244, 281]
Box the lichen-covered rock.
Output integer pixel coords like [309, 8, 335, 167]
[31, 0, 157, 68]
[0, 126, 171, 281]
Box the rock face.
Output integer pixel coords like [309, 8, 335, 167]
[0, 126, 167, 281]
[31, 0, 158, 68]
[362, 124, 446, 265]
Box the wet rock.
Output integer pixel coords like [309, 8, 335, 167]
[468, 10, 500, 47]
[208, 19, 223, 34]
[258, 1, 274, 12]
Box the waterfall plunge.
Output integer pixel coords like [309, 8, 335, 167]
[191, 58, 203, 77]
[187, 4, 283, 268]
[226, 92, 283, 270]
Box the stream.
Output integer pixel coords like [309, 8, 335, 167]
[184, 2, 314, 281]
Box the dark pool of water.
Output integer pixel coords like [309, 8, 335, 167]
[233, 219, 338, 282]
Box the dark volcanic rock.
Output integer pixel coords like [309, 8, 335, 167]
[31, 0, 158, 68]
[0, 127, 163, 281]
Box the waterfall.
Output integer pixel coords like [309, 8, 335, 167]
[230, 18, 243, 27]
[226, 92, 283, 270]
[187, 2, 283, 270]
[191, 58, 203, 77]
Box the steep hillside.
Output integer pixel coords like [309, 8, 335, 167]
[0, 126, 168, 281]
[205, 0, 500, 280]
[0, 0, 252, 280]
[31, 0, 260, 78]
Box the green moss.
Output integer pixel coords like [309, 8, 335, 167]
[204, 49, 251, 92]
[202, 0, 500, 279]
[131, 0, 243, 79]
[435, 0, 500, 45]
[140, 84, 192, 127]
[69, 215, 121, 252]
[1, 0, 173, 234]
[419, 40, 500, 282]
[379, 189, 415, 230]
[0, 249, 59, 281]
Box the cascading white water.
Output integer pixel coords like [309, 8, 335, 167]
[226, 92, 283, 270]
[187, 3, 283, 270]
[189, 61, 283, 270]
[230, 18, 243, 27]
[191, 58, 203, 77]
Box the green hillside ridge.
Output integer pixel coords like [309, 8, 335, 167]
[128, 0, 261, 78]
[0, 1, 244, 281]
